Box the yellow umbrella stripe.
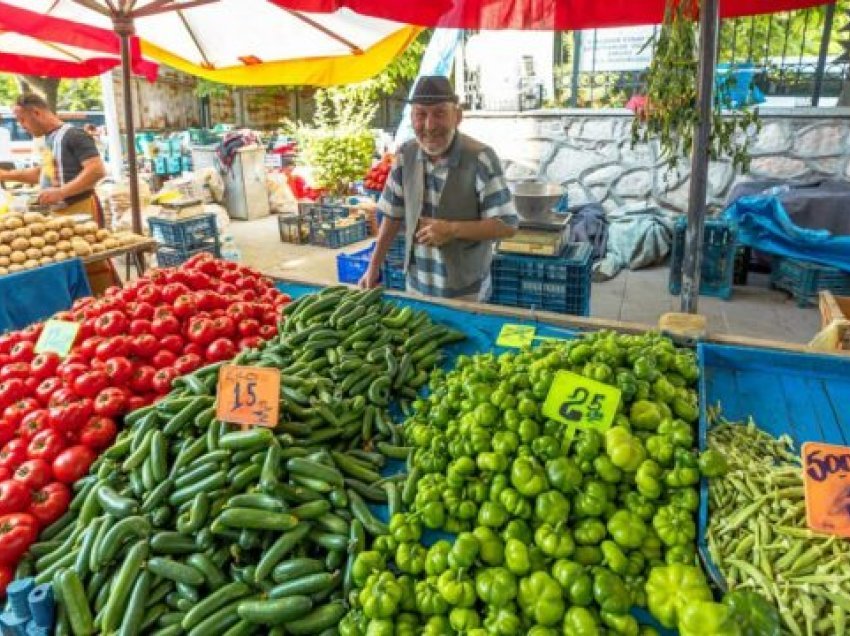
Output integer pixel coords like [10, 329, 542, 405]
[139, 25, 422, 86]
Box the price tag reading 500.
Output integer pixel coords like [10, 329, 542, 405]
[542, 370, 621, 432]
[216, 365, 280, 429]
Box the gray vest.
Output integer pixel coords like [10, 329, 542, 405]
[401, 133, 493, 295]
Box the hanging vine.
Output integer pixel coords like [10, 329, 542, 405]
[630, 0, 761, 172]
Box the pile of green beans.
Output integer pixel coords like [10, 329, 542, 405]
[706, 417, 850, 636]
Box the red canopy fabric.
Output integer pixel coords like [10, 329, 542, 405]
[0, 2, 158, 80]
[270, 0, 830, 30]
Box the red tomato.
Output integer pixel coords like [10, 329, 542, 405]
[174, 353, 202, 375]
[160, 334, 185, 355]
[152, 315, 180, 338]
[93, 311, 128, 338]
[0, 379, 25, 412]
[73, 370, 109, 399]
[29, 482, 71, 527]
[205, 338, 236, 363]
[48, 387, 77, 409]
[151, 368, 178, 394]
[104, 357, 134, 385]
[173, 294, 198, 319]
[95, 336, 131, 361]
[30, 352, 61, 379]
[93, 387, 126, 418]
[182, 342, 204, 358]
[26, 429, 66, 463]
[127, 301, 155, 321]
[259, 324, 277, 340]
[0, 420, 15, 448]
[129, 366, 156, 394]
[129, 319, 153, 336]
[0, 513, 38, 565]
[125, 396, 147, 413]
[187, 318, 216, 345]
[0, 440, 26, 474]
[9, 341, 35, 363]
[0, 334, 20, 355]
[35, 377, 63, 406]
[12, 459, 51, 491]
[161, 283, 190, 303]
[48, 400, 93, 436]
[152, 350, 177, 369]
[212, 316, 235, 339]
[239, 290, 258, 302]
[4, 399, 41, 429]
[18, 409, 50, 441]
[0, 363, 30, 382]
[79, 416, 117, 451]
[238, 336, 263, 351]
[136, 285, 161, 305]
[237, 319, 260, 337]
[52, 446, 95, 485]
[59, 362, 89, 386]
[0, 480, 29, 515]
[132, 334, 159, 359]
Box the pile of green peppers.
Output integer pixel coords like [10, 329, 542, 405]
[342, 331, 728, 635]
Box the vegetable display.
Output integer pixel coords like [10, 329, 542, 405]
[706, 417, 848, 636]
[344, 331, 714, 634]
[17, 286, 461, 634]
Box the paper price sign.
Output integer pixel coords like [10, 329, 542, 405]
[496, 324, 536, 348]
[802, 442, 850, 537]
[542, 370, 621, 432]
[34, 320, 80, 358]
[216, 365, 280, 429]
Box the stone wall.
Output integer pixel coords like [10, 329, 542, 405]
[460, 108, 850, 214]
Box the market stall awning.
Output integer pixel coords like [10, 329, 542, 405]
[0, 3, 158, 80]
[4, 0, 420, 86]
[269, 0, 830, 30]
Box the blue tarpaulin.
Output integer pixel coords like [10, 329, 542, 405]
[724, 195, 850, 273]
[0, 258, 91, 333]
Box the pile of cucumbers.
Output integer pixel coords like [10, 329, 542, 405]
[17, 287, 463, 635]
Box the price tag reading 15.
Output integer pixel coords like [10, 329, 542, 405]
[542, 370, 621, 432]
[216, 365, 280, 429]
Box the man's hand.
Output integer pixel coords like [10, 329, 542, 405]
[415, 218, 455, 247]
[37, 188, 65, 205]
[359, 265, 381, 289]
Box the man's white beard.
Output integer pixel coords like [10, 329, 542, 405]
[420, 128, 456, 158]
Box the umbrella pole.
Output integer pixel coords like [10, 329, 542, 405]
[680, 0, 719, 314]
[114, 16, 146, 274]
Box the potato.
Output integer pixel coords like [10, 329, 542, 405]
[10, 251, 26, 264]
[72, 242, 92, 257]
[96, 229, 111, 241]
[83, 234, 97, 245]
[0, 245, 9, 257]
[10, 238, 29, 252]
[42, 230, 60, 244]
[103, 238, 120, 250]
[28, 222, 45, 236]
[90, 243, 106, 253]
[39, 256, 53, 266]
[42, 245, 57, 257]
[0, 267, 7, 276]
[45, 219, 63, 232]
[29, 237, 45, 249]
[59, 217, 77, 228]
[0, 230, 15, 244]
[4, 216, 23, 230]
[23, 212, 45, 225]
[7, 264, 22, 274]
[0, 257, 9, 268]
[23, 259, 39, 269]
[79, 221, 99, 234]
[14, 227, 31, 239]
[25, 248, 41, 260]
[59, 228, 75, 239]
[53, 251, 68, 261]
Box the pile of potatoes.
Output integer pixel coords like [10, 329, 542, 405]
[0, 212, 145, 276]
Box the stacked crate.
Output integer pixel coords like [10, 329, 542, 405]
[149, 214, 220, 267]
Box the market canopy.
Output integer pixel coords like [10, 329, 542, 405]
[269, 0, 830, 30]
[3, 0, 421, 86]
[0, 3, 158, 80]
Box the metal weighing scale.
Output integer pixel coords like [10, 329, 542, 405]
[499, 181, 570, 256]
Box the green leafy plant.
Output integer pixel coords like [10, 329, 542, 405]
[284, 89, 377, 195]
[631, 0, 760, 171]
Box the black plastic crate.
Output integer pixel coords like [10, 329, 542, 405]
[309, 219, 368, 249]
[490, 243, 592, 316]
[155, 243, 220, 268]
[770, 257, 850, 307]
[668, 216, 737, 300]
[148, 214, 219, 251]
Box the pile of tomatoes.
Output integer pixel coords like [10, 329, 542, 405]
[363, 154, 393, 193]
[0, 253, 290, 583]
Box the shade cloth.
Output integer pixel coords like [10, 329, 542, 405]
[0, 258, 92, 333]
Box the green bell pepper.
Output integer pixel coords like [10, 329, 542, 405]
[593, 456, 623, 484]
[419, 500, 447, 530]
[511, 456, 549, 497]
[485, 605, 523, 636]
[652, 504, 696, 547]
[574, 518, 607, 545]
[672, 395, 698, 422]
[504, 537, 532, 576]
[535, 489, 570, 525]
[645, 563, 713, 628]
[652, 376, 677, 405]
[645, 435, 674, 466]
[422, 615, 453, 636]
[574, 480, 609, 517]
[478, 501, 509, 528]
[500, 487, 532, 519]
[447, 456, 477, 487]
[607, 510, 647, 549]
[449, 607, 481, 631]
[664, 544, 696, 566]
[624, 492, 656, 521]
[352, 550, 386, 587]
[397, 575, 418, 613]
[535, 523, 577, 558]
[364, 619, 393, 636]
[438, 568, 477, 608]
[472, 526, 505, 566]
[573, 545, 603, 566]
[532, 435, 563, 461]
[601, 611, 640, 636]
[415, 577, 449, 615]
[722, 590, 780, 636]
[657, 418, 694, 449]
[372, 534, 398, 556]
[574, 429, 603, 461]
[552, 559, 594, 606]
[518, 571, 566, 627]
[633, 355, 658, 381]
[605, 426, 647, 472]
[635, 460, 664, 500]
[502, 518, 533, 544]
[362, 571, 404, 619]
[448, 532, 480, 569]
[425, 540, 452, 576]
[390, 513, 422, 544]
[669, 487, 699, 512]
[563, 606, 601, 635]
[546, 456, 584, 494]
[492, 430, 520, 456]
[477, 451, 509, 473]
[600, 540, 630, 575]
[339, 609, 367, 636]
[630, 400, 664, 431]
[592, 568, 631, 614]
[396, 541, 427, 575]
[677, 601, 740, 636]
[475, 567, 518, 605]
[698, 449, 728, 478]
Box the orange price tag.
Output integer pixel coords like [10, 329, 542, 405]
[802, 441, 850, 537]
[216, 365, 280, 429]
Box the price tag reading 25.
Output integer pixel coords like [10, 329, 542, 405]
[542, 370, 621, 432]
[216, 365, 280, 429]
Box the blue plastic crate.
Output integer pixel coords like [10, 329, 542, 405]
[380, 260, 406, 290]
[668, 216, 737, 300]
[155, 243, 220, 268]
[770, 256, 850, 307]
[309, 219, 368, 249]
[148, 214, 219, 251]
[490, 243, 592, 316]
[696, 344, 850, 591]
[337, 243, 375, 284]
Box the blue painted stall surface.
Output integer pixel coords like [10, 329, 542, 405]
[697, 343, 850, 589]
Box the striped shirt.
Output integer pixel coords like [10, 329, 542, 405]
[377, 134, 518, 299]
